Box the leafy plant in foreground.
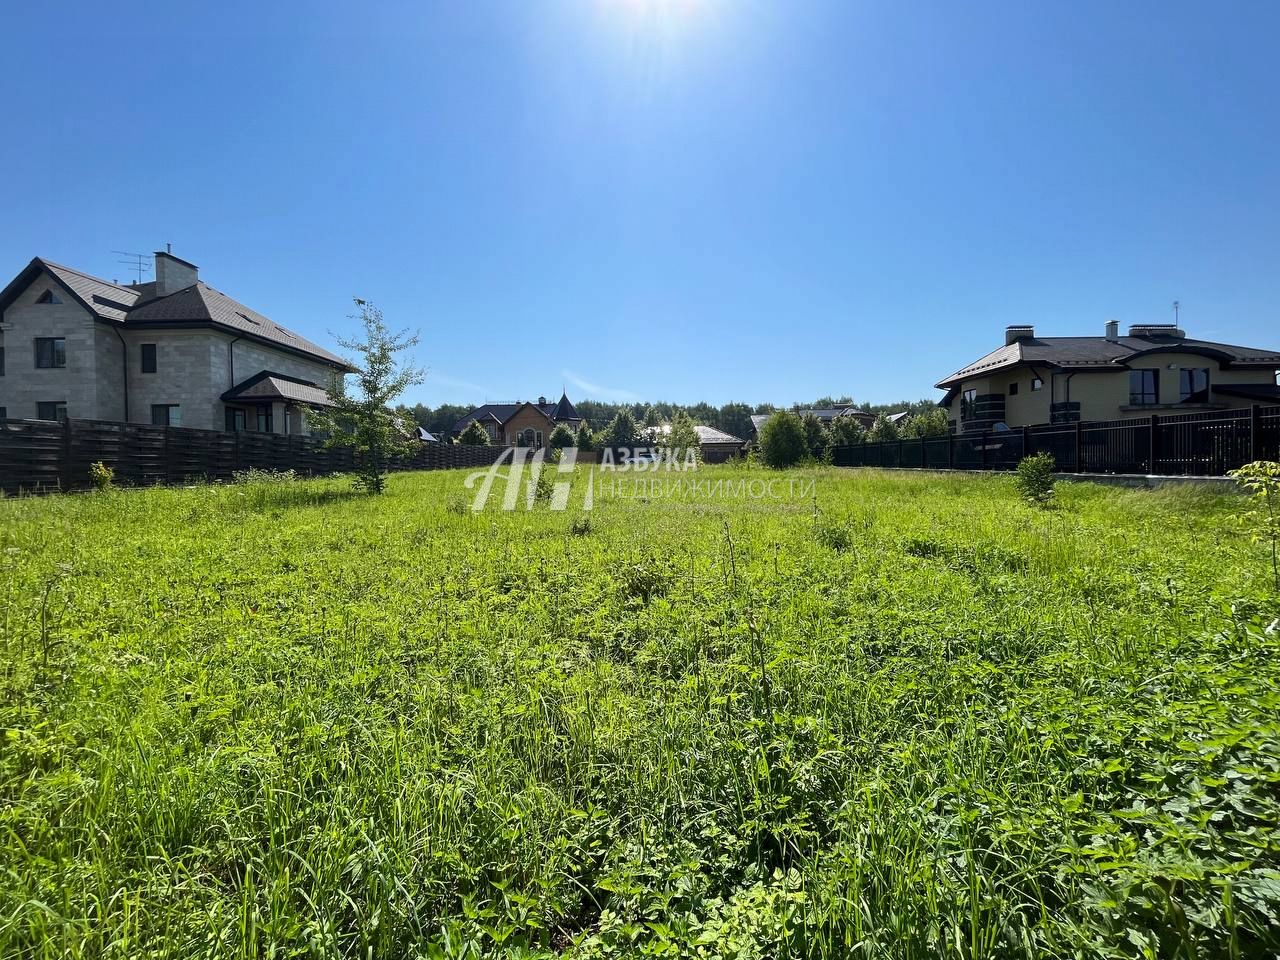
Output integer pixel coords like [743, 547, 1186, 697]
[1015, 451, 1056, 505]
[87, 461, 113, 491]
[1230, 459, 1280, 592]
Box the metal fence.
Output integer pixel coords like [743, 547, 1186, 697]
[831, 404, 1279, 476]
[0, 418, 509, 495]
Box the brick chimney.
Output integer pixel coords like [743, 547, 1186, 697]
[154, 249, 198, 296]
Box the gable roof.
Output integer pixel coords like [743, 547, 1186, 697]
[221, 370, 336, 406]
[0, 257, 352, 370]
[452, 395, 582, 433]
[937, 332, 1280, 388]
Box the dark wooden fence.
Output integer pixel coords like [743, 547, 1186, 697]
[0, 418, 509, 495]
[832, 404, 1280, 476]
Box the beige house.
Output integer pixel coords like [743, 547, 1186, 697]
[0, 251, 352, 432]
[452, 394, 583, 448]
[937, 322, 1280, 432]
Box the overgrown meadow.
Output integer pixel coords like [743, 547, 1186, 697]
[1, 466, 1278, 959]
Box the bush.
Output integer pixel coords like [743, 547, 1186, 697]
[801, 412, 830, 461]
[88, 461, 114, 491]
[1229, 460, 1280, 593]
[867, 413, 901, 443]
[459, 420, 490, 446]
[1014, 452, 1056, 505]
[575, 422, 595, 452]
[548, 423, 576, 449]
[232, 467, 298, 484]
[758, 411, 808, 468]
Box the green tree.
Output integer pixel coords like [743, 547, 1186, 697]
[867, 413, 901, 443]
[759, 410, 808, 468]
[575, 421, 596, 452]
[311, 299, 424, 494]
[801, 412, 829, 461]
[662, 411, 702, 464]
[901, 407, 950, 438]
[643, 406, 662, 428]
[828, 415, 865, 447]
[716, 402, 754, 441]
[548, 423, 577, 449]
[459, 420, 490, 445]
[601, 410, 639, 448]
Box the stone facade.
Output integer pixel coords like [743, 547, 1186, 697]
[0, 266, 341, 434]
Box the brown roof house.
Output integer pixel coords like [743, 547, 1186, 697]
[937, 322, 1280, 432]
[645, 423, 746, 463]
[0, 251, 353, 433]
[452, 393, 583, 448]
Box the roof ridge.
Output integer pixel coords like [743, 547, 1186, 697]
[38, 259, 139, 295]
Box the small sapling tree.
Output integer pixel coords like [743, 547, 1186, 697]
[311, 299, 424, 494]
[1230, 460, 1280, 592]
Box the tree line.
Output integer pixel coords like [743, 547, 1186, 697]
[397, 395, 944, 442]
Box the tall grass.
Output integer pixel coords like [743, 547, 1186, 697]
[0, 467, 1275, 958]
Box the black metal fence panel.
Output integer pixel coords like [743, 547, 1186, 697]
[831, 404, 1278, 478]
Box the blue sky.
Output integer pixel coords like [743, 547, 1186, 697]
[3, 1, 1277, 408]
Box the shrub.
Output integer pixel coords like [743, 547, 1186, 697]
[575, 422, 595, 452]
[1014, 452, 1056, 505]
[828, 416, 865, 447]
[232, 467, 298, 484]
[1229, 460, 1280, 592]
[87, 461, 114, 491]
[759, 411, 807, 468]
[662, 412, 702, 465]
[901, 407, 950, 438]
[600, 411, 639, 449]
[867, 413, 901, 443]
[548, 423, 576, 449]
[801, 412, 830, 461]
[459, 420, 490, 446]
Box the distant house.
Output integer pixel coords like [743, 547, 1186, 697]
[0, 251, 352, 432]
[936, 322, 1280, 432]
[645, 423, 746, 463]
[452, 393, 582, 448]
[749, 404, 873, 443]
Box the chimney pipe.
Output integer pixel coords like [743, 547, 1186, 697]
[154, 250, 198, 297]
[1005, 325, 1035, 346]
[1105, 319, 1119, 340]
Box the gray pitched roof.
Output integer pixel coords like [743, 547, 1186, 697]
[40, 260, 141, 321]
[937, 332, 1280, 387]
[221, 371, 336, 406]
[127, 282, 349, 367]
[0, 257, 351, 370]
[693, 424, 744, 445]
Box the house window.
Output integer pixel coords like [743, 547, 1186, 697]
[225, 408, 247, 432]
[36, 401, 67, 421]
[1129, 369, 1159, 406]
[1031, 377, 1043, 391]
[151, 404, 182, 427]
[35, 337, 66, 368]
[141, 343, 157, 374]
[961, 389, 977, 421]
[1179, 368, 1209, 403]
[1008, 382, 1019, 396]
[256, 406, 272, 432]
[35, 289, 62, 305]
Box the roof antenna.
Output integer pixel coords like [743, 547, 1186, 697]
[112, 250, 152, 284]
[1172, 300, 1180, 324]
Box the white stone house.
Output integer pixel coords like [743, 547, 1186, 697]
[0, 251, 352, 433]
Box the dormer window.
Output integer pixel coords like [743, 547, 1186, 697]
[35, 289, 62, 305]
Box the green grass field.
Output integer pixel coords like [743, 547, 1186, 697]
[2, 466, 1278, 959]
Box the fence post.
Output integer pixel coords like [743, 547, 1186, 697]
[1251, 404, 1262, 461]
[879, 440, 884, 468]
[1074, 421, 1083, 473]
[1149, 414, 1159, 474]
[920, 435, 927, 469]
[947, 430, 954, 470]
[1022, 425, 1031, 460]
[897, 437, 903, 467]
[59, 417, 74, 490]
